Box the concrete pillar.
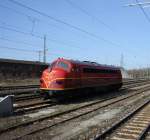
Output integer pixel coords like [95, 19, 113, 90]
[0, 95, 14, 117]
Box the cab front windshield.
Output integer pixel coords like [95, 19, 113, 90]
[48, 61, 69, 72]
[56, 61, 69, 71]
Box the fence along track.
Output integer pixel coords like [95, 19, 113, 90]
[94, 100, 150, 140]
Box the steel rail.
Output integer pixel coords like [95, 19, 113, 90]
[1, 86, 150, 139]
[94, 100, 150, 140]
[137, 123, 150, 140]
[14, 100, 56, 114]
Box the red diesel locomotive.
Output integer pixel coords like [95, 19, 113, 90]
[40, 58, 122, 98]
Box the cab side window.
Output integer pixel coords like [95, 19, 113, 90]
[74, 66, 80, 73]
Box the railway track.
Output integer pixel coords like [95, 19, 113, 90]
[1, 83, 150, 139]
[14, 89, 129, 114]
[0, 85, 39, 91]
[12, 80, 150, 114]
[0, 79, 147, 95]
[12, 79, 150, 101]
[0, 85, 39, 97]
[145, 129, 150, 140]
[0, 79, 149, 103]
[123, 78, 149, 85]
[94, 100, 150, 140]
[123, 80, 150, 89]
[14, 100, 56, 114]
[14, 93, 40, 101]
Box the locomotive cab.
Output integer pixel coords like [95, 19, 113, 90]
[40, 58, 74, 97]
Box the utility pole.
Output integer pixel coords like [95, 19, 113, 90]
[120, 53, 124, 68]
[43, 35, 46, 63]
[38, 50, 42, 62]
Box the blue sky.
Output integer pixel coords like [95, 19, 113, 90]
[0, 0, 150, 69]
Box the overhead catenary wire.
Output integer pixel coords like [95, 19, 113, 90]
[135, 0, 150, 23]
[143, 5, 150, 8]
[7, 0, 98, 37]
[0, 4, 39, 34]
[0, 37, 41, 48]
[0, 23, 82, 49]
[0, 46, 72, 62]
[64, 0, 113, 31]
[0, 2, 114, 44]
[7, 0, 121, 48]
[0, 18, 81, 49]
[0, 20, 31, 34]
[0, 25, 43, 39]
[0, 44, 71, 59]
[0, 4, 38, 20]
[0, 45, 42, 53]
[0, 3, 74, 50]
[0, 4, 66, 31]
[125, 1, 150, 7]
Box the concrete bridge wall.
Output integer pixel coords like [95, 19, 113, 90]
[0, 58, 48, 86]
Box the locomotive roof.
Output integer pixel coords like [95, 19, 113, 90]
[57, 58, 120, 70]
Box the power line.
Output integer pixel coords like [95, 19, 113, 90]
[0, 18, 81, 49]
[0, 24, 82, 49]
[0, 45, 42, 53]
[8, 0, 121, 47]
[46, 37, 81, 49]
[0, 25, 42, 39]
[143, 5, 150, 8]
[0, 4, 38, 20]
[125, 1, 150, 7]
[135, 0, 150, 23]
[7, 0, 101, 38]
[0, 4, 39, 34]
[0, 37, 41, 48]
[64, 0, 112, 31]
[7, 0, 97, 37]
[0, 4, 65, 31]
[0, 2, 92, 42]
[0, 4, 49, 35]
[0, 20, 28, 33]
[0, 41, 78, 59]
[0, 45, 43, 61]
